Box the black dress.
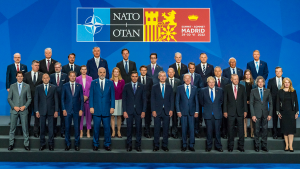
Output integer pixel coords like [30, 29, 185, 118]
[245, 82, 252, 118]
[280, 92, 297, 134]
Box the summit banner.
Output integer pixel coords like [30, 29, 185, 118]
[77, 8, 210, 42]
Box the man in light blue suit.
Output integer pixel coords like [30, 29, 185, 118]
[86, 47, 109, 80]
[176, 74, 199, 152]
[89, 67, 115, 151]
[146, 53, 163, 85]
[246, 50, 269, 80]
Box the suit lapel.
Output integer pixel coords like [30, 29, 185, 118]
[120, 61, 126, 74]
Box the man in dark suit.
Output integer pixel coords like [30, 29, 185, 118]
[176, 74, 199, 152]
[152, 71, 174, 152]
[86, 47, 109, 80]
[34, 73, 59, 151]
[23, 60, 43, 137]
[123, 71, 147, 152]
[195, 53, 214, 86]
[138, 65, 153, 138]
[146, 53, 163, 85]
[6, 53, 28, 92]
[246, 50, 269, 80]
[62, 53, 81, 76]
[250, 76, 272, 152]
[214, 66, 230, 139]
[199, 76, 223, 152]
[50, 62, 69, 138]
[267, 66, 284, 139]
[166, 68, 181, 139]
[223, 74, 247, 152]
[223, 57, 243, 81]
[169, 52, 188, 79]
[116, 48, 137, 84]
[39, 48, 57, 75]
[61, 71, 84, 151]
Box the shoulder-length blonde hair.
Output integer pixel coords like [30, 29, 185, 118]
[243, 69, 254, 85]
[111, 67, 123, 80]
[281, 77, 295, 92]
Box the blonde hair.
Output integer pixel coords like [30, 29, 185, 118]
[253, 50, 260, 54]
[281, 77, 295, 92]
[207, 76, 215, 83]
[111, 67, 122, 80]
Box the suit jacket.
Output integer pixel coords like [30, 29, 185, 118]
[116, 60, 137, 84]
[176, 84, 199, 116]
[111, 79, 125, 100]
[151, 83, 174, 116]
[61, 82, 84, 114]
[49, 72, 69, 96]
[86, 57, 109, 80]
[23, 71, 43, 98]
[180, 73, 203, 93]
[195, 63, 214, 86]
[146, 64, 163, 85]
[39, 58, 58, 75]
[138, 76, 153, 104]
[62, 63, 81, 76]
[214, 76, 230, 89]
[223, 84, 247, 117]
[122, 82, 147, 114]
[89, 79, 115, 116]
[169, 63, 188, 79]
[166, 77, 181, 94]
[6, 63, 28, 89]
[7, 82, 32, 115]
[200, 87, 223, 119]
[76, 75, 93, 104]
[276, 89, 299, 114]
[250, 88, 272, 118]
[222, 67, 243, 81]
[246, 60, 269, 80]
[34, 84, 59, 116]
[267, 76, 285, 99]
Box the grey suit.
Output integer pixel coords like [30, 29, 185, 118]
[250, 87, 272, 148]
[7, 82, 32, 146]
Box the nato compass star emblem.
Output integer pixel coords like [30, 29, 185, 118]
[84, 15, 104, 35]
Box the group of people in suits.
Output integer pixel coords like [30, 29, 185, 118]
[6, 48, 299, 153]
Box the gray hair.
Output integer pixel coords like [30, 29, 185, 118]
[255, 76, 265, 85]
[183, 73, 191, 79]
[158, 71, 166, 77]
[14, 53, 21, 57]
[93, 46, 100, 52]
[228, 57, 236, 63]
[54, 62, 62, 67]
[214, 66, 222, 71]
[45, 48, 52, 52]
[175, 52, 182, 57]
[31, 60, 39, 65]
[98, 67, 106, 73]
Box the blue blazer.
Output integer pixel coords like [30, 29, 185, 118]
[200, 87, 224, 120]
[62, 64, 81, 77]
[195, 63, 214, 86]
[49, 73, 69, 96]
[6, 63, 28, 89]
[222, 67, 243, 81]
[61, 82, 84, 114]
[246, 60, 269, 80]
[151, 83, 174, 116]
[180, 72, 204, 93]
[176, 84, 199, 116]
[89, 79, 115, 116]
[146, 64, 163, 85]
[122, 82, 147, 114]
[86, 57, 109, 80]
[34, 84, 59, 116]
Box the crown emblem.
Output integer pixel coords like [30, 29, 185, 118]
[188, 15, 198, 21]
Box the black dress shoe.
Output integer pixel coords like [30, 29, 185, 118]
[238, 147, 245, 152]
[127, 146, 132, 152]
[195, 133, 200, 138]
[153, 146, 159, 151]
[273, 136, 278, 139]
[136, 147, 142, 152]
[49, 146, 54, 151]
[39, 145, 46, 151]
[284, 148, 289, 151]
[199, 122, 202, 126]
[181, 147, 187, 152]
[290, 149, 294, 152]
[144, 134, 151, 138]
[221, 134, 228, 139]
[205, 148, 211, 152]
[172, 134, 178, 139]
[24, 146, 30, 151]
[8, 145, 14, 151]
[65, 146, 71, 151]
[261, 147, 268, 152]
[104, 146, 111, 151]
[61, 133, 65, 138]
[216, 148, 223, 152]
[188, 147, 195, 152]
[255, 147, 259, 152]
[93, 146, 99, 151]
[228, 148, 233, 152]
[75, 146, 80, 151]
[34, 133, 39, 138]
[53, 133, 57, 138]
[162, 146, 169, 152]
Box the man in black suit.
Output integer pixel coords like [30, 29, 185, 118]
[214, 66, 230, 139]
[195, 53, 215, 86]
[23, 60, 43, 137]
[138, 65, 153, 138]
[223, 74, 247, 152]
[34, 73, 59, 151]
[62, 53, 81, 76]
[222, 57, 243, 81]
[166, 68, 181, 138]
[39, 48, 57, 75]
[50, 62, 69, 138]
[267, 66, 284, 139]
[169, 52, 188, 79]
[116, 48, 137, 84]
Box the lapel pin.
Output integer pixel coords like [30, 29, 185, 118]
[96, 82, 98, 83]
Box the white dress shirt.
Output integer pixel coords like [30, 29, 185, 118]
[184, 83, 198, 113]
[82, 78, 86, 88]
[99, 78, 105, 90]
[69, 63, 75, 71]
[230, 67, 237, 74]
[31, 71, 38, 82]
[176, 62, 181, 70]
[46, 58, 52, 67]
[114, 81, 118, 86]
[94, 57, 100, 68]
[209, 87, 215, 101]
[123, 59, 129, 71]
[232, 83, 238, 94]
[151, 63, 156, 71]
[200, 63, 207, 70]
[141, 75, 147, 84]
[56, 72, 61, 83]
[215, 76, 222, 84]
[276, 76, 282, 88]
[15, 63, 20, 71]
[168, 77, 174, 88]
[70, 82, 76, 93]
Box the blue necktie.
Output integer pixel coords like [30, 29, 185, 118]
[260, 88, 263, 102]
[211, 88, 214, 115]
[125, 61, 128, 74]
[256, 62, 259, 73]
[45, 85, 48, 96]
[162, 84, 164, 98]
[186, 85, 189, 99]
[18, 84, 21, 96]
[71, 65, 74, 71]
[133, 84, 136, 94]
[232, 68, 235, 74]
[101, 81, 104, 93]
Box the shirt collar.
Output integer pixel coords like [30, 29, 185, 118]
[99, 78, 105, 82]
[254, 60, 260, 64]
[46, 58, 51, 62]
[70, 82, 75, 85]
[231, 67, 236, 69]
[123, 59, 129, 63]
[151, 63, 156, 67]
[232, 83, 238, 88]
[17, 82, 23, 85]
[69, 63, 74, 66]
[210, 86, 215, 90]
[258, 87, 263, 90]
[169, 77, 174, 80]
[94, 57, 100, 60]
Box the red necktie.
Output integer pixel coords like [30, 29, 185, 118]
[17, 64, 19, 71]
[47, 60, 50, 72]
[218, 78, 220, 87]
[57, 74, 60, 86]
[234, 85, 237, 100]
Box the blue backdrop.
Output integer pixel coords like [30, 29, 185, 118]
[1, 0, 300, 115]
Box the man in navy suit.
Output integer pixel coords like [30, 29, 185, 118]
[246, 50, 269, 80]
[176, 74, 199, 151]
[62, 53, 81, 76]
[146, 53, 163, 85]
[39, 48, 57, 75]
[50, 62, 69, 138]
[34, 73, 59, 151]
[116, 48, 137, 84]
[89, 67, 115, 151]
[223, 57, 243, 81]
[195, 53, 214, 86]
[6, 53, 28, 92]
[61, 71, 84, 151]
[86, 47, 109, 80]
[200, 76, 224, 152]
[169, 52, 188, 79]
[123, 71, 147, 152]
[151, 71, 174, 152]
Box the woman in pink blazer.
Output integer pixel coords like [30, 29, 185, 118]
[110, 67, 125, 138]
[75, 65, 93, 138]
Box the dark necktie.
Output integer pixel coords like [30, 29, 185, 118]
[142, 77, 145, 85]
[45, 85, 48, 96]
[71, 65, 74, 71]
[57, 74, 60, 86]
[101, 81, 104, 93]
[211, 88, 214, 115]
[47, 60, 50, 72]
[170, 79, 174, 88]
[218, 78, 220, 87]
[203, 65, 206, 75]
[71, 84, 74, 96]
[17, 64, 19, 71]
[260, 88, 263, 102]
[33, 72, 36, 84]
[133, 84, 136, 94]
[233, 68, 236, 74]
[125, 61, 128, 74]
